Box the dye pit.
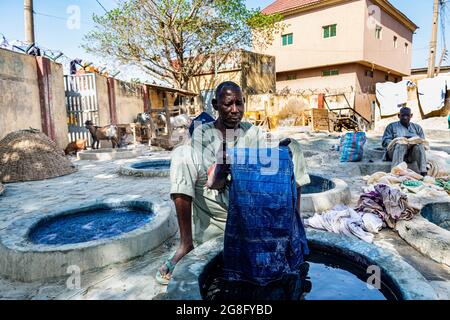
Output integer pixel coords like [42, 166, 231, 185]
[130, 160, 171, 171]
[200, 251, 398, 301]
[302, 175, 336, 194]
[421, 202, 450, 231]
[28, 208, 154, 245]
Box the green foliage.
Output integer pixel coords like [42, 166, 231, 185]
[83, 0, 284, 89]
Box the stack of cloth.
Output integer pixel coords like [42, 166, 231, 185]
[305, 184, 418, 243]
[364, 162, 450, 198]
[305, 205, 381, 243]
[386, 136, 429, 154]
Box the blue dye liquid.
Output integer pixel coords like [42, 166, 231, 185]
[304, 252, 387, 300]
[131, 160, 170, 171]
[29, 208, 154, 245]
[202, 251, 397, 300]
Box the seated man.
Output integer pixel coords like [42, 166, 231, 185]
[382, 107, 427, 176]
[156, 81, 310, 284]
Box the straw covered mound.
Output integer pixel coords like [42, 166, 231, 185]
[0, 129, 76, 183]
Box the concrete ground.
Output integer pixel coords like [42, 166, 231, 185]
[0, 129, 449, 300]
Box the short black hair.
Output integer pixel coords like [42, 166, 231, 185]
[215, 81, 241, 101]
[399, 106, 411, 114]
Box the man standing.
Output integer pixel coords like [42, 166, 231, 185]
[382, 107, 427, 176]
[156, 81, 310, 284]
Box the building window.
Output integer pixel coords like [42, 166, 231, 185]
[323, 24, 337, 38]
[405, 43, 409, 54]
[287, 74, 297, 80]
[322, 69, 339, 76]
[385, 74, 389, 81]
[365, 70, 374, 78]
[282, 33, 293, 46]
[393, 36, 398, 48]
[375, 25, 382, 39]
[394, 77, 399, 83]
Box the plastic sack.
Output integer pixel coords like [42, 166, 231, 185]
[340, 132, 366, 162]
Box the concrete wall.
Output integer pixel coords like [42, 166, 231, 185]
[276, 63, 358, 92]
[256, 0, 414, 76]
[95, 75, 111, 126]
[0, 49, 41, 139]
[258, 0, 366, 73]
[114, 79, 144, 124]
[0, 49, 68, 149]
[363, 0, 413, 76]
[188, 50, 276, 113]
[49, 62, 69, 149]
[241, 51, 276, 95]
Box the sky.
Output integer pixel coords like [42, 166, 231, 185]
[0, 0, 448, 80]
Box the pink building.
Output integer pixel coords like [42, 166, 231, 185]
[256, 0, 417, 121]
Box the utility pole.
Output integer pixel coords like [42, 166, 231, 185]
[427, 0, 440, 78]
[24, 0, 35, 44]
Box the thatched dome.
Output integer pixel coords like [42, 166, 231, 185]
[0, 129, 76, 183]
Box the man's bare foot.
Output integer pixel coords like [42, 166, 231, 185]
[158, 244, 194, 281]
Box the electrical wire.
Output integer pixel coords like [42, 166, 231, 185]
[95, 0, 109, 13]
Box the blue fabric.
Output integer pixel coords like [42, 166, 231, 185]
[223, 147, 309, 286]
[189, 112, 215, 136]
[340, 132, 367, 162]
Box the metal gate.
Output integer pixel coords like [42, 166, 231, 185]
[64, 74, 99, 144]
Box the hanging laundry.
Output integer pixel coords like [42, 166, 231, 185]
[70, 59, 83, 75]
[417, 76, 448, 115]
[305, 205, 376, 243]
[355, 184, 418, 229]
[375, 81, 409, 116]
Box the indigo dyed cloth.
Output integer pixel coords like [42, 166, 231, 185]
[188, 112, 215, 136]
[222, 146, 309, 286]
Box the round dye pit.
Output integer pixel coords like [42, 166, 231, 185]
[0, 200, 177, 282]
[119, 159, 171, 177]
[396, 202, 450, 267]
[165, 232, 438, 300]
[78, 148, 144, 160]
[200, 250, 395, 300]
[421, 202, 450, 231]
[300, 175, 350, 213]
[302, 175, 335, 194]
[29, 207, 155, 245]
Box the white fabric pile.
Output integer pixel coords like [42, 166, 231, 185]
[305, 205, 383, 243]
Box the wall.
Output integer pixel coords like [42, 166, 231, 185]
[189, 70, 242, 93]
[363, 0, 413, 76]
[49, 62, 69, 149]
[0, 49, 68, 149]
[257, 0, 365, 73]
[0, 49, 41, 139]
[241, 51, 276, 95]
[95, 75, 111, 126]
[114, 79, 144, 124]
[276, 63, 358, 93]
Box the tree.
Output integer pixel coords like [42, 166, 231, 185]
[83, 0, 284, 90]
